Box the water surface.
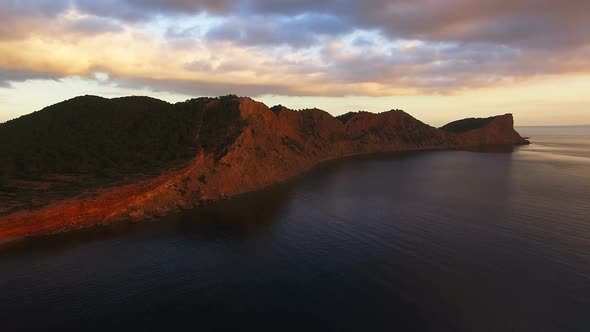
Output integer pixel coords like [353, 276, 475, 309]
[1, 126, 589, 331]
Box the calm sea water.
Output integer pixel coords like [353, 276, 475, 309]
[1, 126, 589, 331]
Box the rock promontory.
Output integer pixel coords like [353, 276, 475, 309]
[0, 95, 529, 240]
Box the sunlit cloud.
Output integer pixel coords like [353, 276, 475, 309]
[1, 0, 589, 124]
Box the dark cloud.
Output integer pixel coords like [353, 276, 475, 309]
[73, 0, 233, 22]
[0, 0, 69, 19]
[5, 0, 590, 51]
[204, 14, 349, 47]
[0, 69, 60, 87]
[70, 0, 590, 47]
[66, 17, 124, 34]
[114, 76, 303, 97]
[0, 0, 70, 38]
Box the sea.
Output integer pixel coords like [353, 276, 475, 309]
[0, 126, 589, 331]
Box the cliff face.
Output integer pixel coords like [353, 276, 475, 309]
[0, 97, 529, 240]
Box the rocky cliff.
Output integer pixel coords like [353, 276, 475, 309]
[0, 96, 529, 240]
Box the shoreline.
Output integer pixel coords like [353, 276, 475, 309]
[0, 97, 530, 241]
[0, 142, 528, 243]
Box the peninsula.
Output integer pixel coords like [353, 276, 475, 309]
[0, 95, 529, 240]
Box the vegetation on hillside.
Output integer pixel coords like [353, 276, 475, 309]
[198, 96, 245, 160]
[0, 95, 245, 184]
[270, 105, 287, 113]
[440, 117, 494, 133]
[336, 111, 368, 124]
[1, 96, 198, 181]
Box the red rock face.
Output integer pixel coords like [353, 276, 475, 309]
[0, 98, 529, 240]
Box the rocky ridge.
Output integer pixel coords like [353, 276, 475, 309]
[0, 96, 529, 240]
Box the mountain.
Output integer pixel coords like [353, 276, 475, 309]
[0, 95, 529, 240]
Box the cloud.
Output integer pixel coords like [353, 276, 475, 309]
[114, 76, 300, 97]
[0, 0, 69, 39]
[68, 0, 590, 49]
[0, 0, 589, 98]
[244, 0, 590, 49]
[73, 0, 233, 21]
[5, 1, 590, 50]
[0, 0, 69, 18]
[66, 16, 124, 34]
[204, 14, 349, 48]
[0, 69, 60, 88]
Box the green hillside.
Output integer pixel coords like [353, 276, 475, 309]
[0, 95, 244, 213]
[440, 117, 495, 133]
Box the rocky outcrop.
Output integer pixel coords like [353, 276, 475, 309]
[0, 97, 529, 240]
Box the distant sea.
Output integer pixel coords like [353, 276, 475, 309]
[1, 126, 589, 331]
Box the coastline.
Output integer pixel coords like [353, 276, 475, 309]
[0, 97, 529, 241]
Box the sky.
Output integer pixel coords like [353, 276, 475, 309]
[1, 0, 589, 126]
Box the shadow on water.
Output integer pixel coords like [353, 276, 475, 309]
[0, 147, 518, 257]
[0, 177, 300, 256]
[170, 182, 297, 240]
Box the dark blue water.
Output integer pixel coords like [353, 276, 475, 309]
[1, 126, 589, 331]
